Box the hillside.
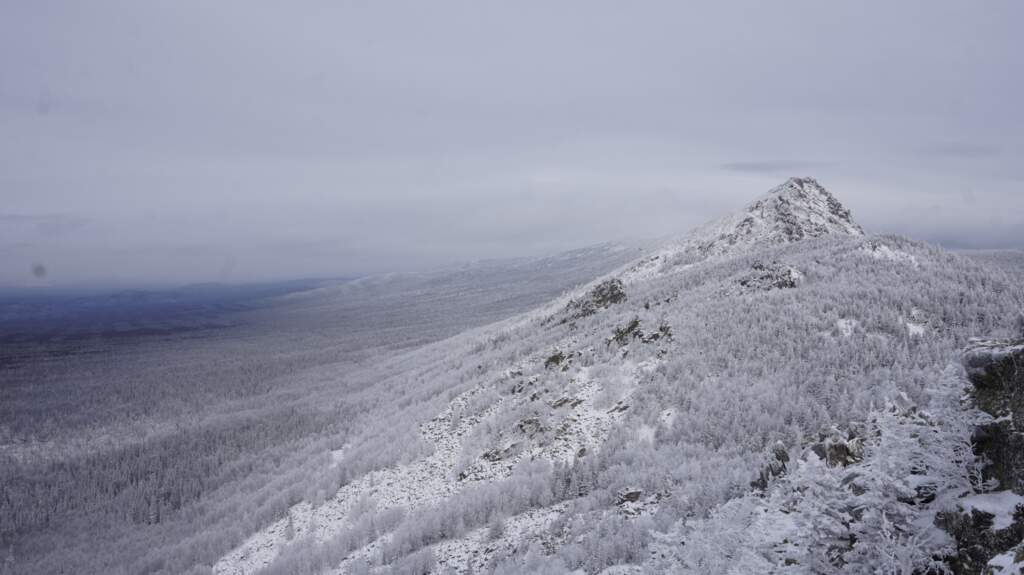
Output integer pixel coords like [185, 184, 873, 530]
[210, 179, 1024, 574]
[0, 244, 647, 575]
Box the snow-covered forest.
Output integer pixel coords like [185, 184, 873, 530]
[5, 178, 1022, 574]
[0, 244, 644, 574]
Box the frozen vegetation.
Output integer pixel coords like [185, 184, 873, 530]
[3, 178, 1024, 574]
[0, 244, 643, 574]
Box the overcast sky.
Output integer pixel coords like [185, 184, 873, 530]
[1, 1, 1022, 286]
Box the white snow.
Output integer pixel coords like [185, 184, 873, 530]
[789, 266, 805, 284]
[620, 251, 671, 285]
[836, 318, 858, 337]
[861, 242, 919, 266]
[659, 409, 677, 429]
[989, 549, 1024, 574]
[960, 491, 1024, 530]
[636, 424, 656, 443]
[455, 364, 640, 484]
[430, 503, 570, 574]
[213, 385, 504, 574]
[907, 322, 927, 337]
[329, 447, 347, 467]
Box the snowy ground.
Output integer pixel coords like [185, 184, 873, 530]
[959, 491, 1024, 531]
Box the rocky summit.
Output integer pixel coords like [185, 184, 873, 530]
[689, 177, 864, 256]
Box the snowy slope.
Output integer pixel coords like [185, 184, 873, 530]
[213, 179, 1022, 575]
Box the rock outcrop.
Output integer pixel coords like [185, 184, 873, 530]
[558, 278, 627, 323]
[736, 260, 804, 293]
[940, 338, 1024, 574]
[965, 339, 1024, 495]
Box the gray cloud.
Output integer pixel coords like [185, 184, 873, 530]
[919, 143, 1001, 159]
[721, 161, 833, 175]
[1, 1, 1022, 286]
[0, 214, 91, 238]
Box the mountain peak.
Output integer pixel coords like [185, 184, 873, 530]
[688, 177, 864, 256]
[766, 177, 854, 217]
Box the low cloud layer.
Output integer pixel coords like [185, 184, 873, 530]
[1, 1, 1022, 286]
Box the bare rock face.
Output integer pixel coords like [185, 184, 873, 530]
[558, 278, 627, 323]
[964, 339, 1024, 494]
[938, 339, 1024, 574]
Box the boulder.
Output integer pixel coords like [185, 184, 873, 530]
[808, 429, 863, 468]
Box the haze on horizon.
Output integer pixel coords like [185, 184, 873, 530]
[2, 1, 1022, 287]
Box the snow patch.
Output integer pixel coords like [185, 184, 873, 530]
[431, 503, 569, 574]
[636, 424, 656, 443]
[659, 409, 677, 428]
[989, 549, 1024, 574]
[861, 242, 918, 266]
[907, 322, 927, 337]
[960, 491, 1024, 531]
[836, 318, 858, 337]
[620, 252, 670, 285]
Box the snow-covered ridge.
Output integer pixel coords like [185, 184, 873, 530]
[207, 177, 1023, 575]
